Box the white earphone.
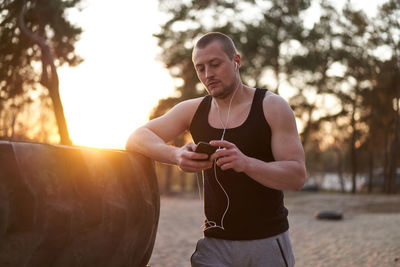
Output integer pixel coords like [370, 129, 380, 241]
[235, 62, 238, 70]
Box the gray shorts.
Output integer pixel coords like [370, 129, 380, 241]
[190, 231, 295, 267]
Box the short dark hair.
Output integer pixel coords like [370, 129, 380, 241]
[193, 32, 238, 60]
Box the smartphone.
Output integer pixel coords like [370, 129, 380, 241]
[194, 141, 218, 160]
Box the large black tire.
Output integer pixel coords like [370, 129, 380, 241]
[0, 141, 159, 267]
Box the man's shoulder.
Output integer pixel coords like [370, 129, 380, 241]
[170, 96, 207, 122]
[262, 91, 295, 126]
[263, 91, 291, 111]
[176, 96, 206, 111]
[181, 96, 206, 105]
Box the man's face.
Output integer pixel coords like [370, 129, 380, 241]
[192, 41, 237, 99]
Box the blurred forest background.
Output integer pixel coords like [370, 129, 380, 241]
[0, 0, 399, 194]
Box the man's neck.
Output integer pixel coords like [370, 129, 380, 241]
[213, 84, 251, 109]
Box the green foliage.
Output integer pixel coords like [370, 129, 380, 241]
[0, 0, 82, 142]
[0, 0, 82, 99]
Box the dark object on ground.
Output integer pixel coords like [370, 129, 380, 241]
[301, 184, 319, 192]
[0, 141, 160, 267]
[314, 210, 343, 220]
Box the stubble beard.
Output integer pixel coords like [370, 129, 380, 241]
[210, 81, 236, 100]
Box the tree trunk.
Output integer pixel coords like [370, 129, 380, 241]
[388, 95, 399, 194]
[300, 106, 314, 147]
[350, 100, 358, 194]
[336, 148, 345, 193]
[47, 82, 72, 145]
[368, 146, 374, 193]
[274, 62, 280, 95]
[383, 130, 390, 193]
[17, 5, 72, 146]
[10, 113, 17, 140]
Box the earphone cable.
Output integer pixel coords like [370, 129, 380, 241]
[199, 82, 240, 231]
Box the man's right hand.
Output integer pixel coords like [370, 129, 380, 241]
[175, 142, 213, 172]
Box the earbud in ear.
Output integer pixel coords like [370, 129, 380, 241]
[235, 62, 238, 70]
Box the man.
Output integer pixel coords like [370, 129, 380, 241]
[126, 32, 306, 266]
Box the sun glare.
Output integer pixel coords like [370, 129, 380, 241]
[59, 58, 173, 149]
[58, 0, 174, 149]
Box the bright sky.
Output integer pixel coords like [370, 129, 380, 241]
[58, 0, 174, 149]
[58, 0, 383, 149]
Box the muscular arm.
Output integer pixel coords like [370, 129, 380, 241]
[126, 98, 213, 172]
[210, 93, 306, 190]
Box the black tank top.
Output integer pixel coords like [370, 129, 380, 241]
[189, 88, 289, 240]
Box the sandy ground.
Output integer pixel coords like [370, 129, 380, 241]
[148, 191, 400, 267]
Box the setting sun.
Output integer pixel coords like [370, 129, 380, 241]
[58, 0, 175, 149]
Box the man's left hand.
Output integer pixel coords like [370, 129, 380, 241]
[209, 140, 249, 172]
